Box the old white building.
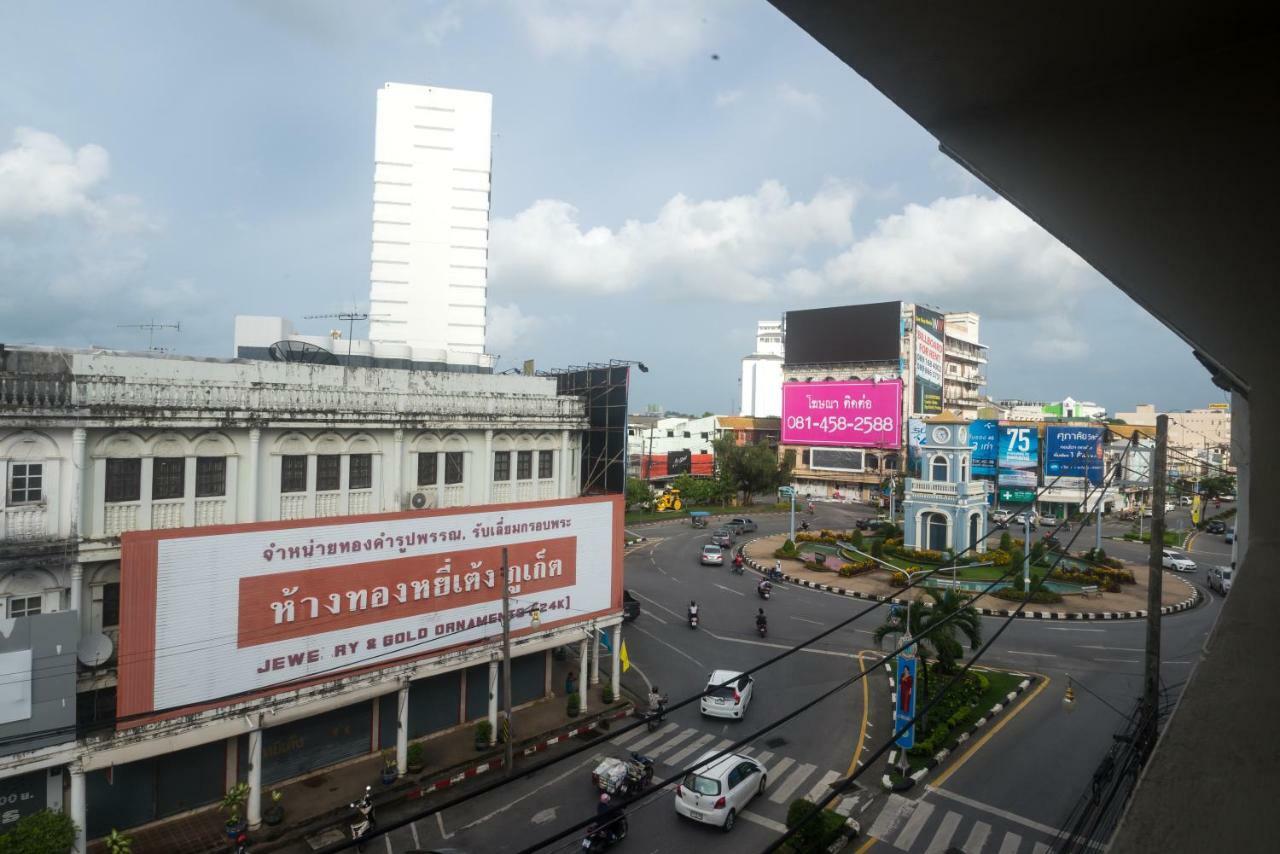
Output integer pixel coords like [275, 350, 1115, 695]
[0, 345, 623, 846]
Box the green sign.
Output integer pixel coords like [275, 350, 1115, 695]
[997, 488, 1036, 505]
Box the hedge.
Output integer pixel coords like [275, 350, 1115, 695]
[784, 799, 847, 853]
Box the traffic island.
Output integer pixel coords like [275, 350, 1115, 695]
[880, 660, 1036, 792]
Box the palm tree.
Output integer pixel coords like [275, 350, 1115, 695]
[873, 587, 982, 718]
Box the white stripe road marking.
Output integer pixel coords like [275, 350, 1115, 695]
[1096, 658, 1140, 664]
[665, 733, 715, 768]
[998, 831, 1022, 854]
[714, 583, 745, 597]
[1005, 650, 1057, 657]
[963, 820, 991, 853]
[702, 629, 862, 659]
[790, 615, 824, 625]
[460, 751, 602, 830]
[765, 755, 794, 783]
[710, 738, 735, 756]
[1033, 843, 1052, 854]
[754, 750, 774, 766]
[805, 770, 842, 803]
[410, 819, 421, 847]
[894, 800, 935, 851]
[610, 726, 645, 747]
[628, 722, 680, 752]
[927, 785, 1102, 842]
[1078, 645, 1145, 651]
[741, 810, 788, 833]
[646, 727, 697, 758]
[644, 610, 669, 625]
[769, 762, 817, 804]
[1044, 626, 1105, 632]
[384, 835, 393, 854]
[925, 810, 962, 853]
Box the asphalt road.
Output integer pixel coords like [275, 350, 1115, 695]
[323, 500, 1234, 854]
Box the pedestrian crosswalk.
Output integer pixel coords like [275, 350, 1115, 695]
[868, 790, 1067, 853]
[608, 720, 850, 815]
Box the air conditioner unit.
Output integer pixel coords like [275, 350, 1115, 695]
[407, 491, 433, 511]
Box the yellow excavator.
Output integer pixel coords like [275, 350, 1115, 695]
[654, 487, 684, 512]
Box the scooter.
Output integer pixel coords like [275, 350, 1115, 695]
[757, 584, 771, 600]
[582, 813, 629, 851]
[757, 620, 768, 638]
[731, 555, 745, 575]
[349, 786, 376, 852]
[688, 609, 699, 630]
[645, 697, 668, 732]
[800, 521, 810, 532]
[233, 832, 251, 854]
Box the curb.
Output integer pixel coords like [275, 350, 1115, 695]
[260, 704, 633, 853]
[739, 538, 1201, 621]
[881, 672, 1037, 792]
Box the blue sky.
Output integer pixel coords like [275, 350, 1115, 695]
[0, 0, 1222, 415]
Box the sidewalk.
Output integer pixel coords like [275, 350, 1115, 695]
[91, 653, 632, 854]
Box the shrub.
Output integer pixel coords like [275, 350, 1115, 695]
[896, 547, 945, 563]
[601, 685, 615, 704]
[871, 540, 884, 558]
[475, 719, 493, 743]
[785, 799, 848, 853]
[887, 571, 909, 588]
[838, 561, 877, 578]
[986, 548, 1011, 566]
[104, 829, 133, 854]
[999, 531, 1013, 551]
[0, 811, 79, 854]
[850, 529, 864, 548]
[407, 741, 425, 769]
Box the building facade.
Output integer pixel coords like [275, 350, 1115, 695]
[903, 413, 988, 554]
[739, 320, 785, 418]
[940, 311, 988, 419]
[0, 346, 622, 847]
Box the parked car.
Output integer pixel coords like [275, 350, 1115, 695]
[622, 590, 640, 621]
[700, 544, 724, 566]
[700, 670, 754, 719]
[1219, 494, 1235, 502]
[1161, 550, 1196, 572]
[674, 750, 766, 831]
[729, 517, 758, 533]
[1207, 565, 1233, 594]
[710, 529, 735, 547]
[1225, 527, 1235, 544]
[1206, 520, 1226, 534]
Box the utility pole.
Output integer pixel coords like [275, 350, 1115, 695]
[500, 546, 513, 776]
[1023, 512, 1032, 589]
[1096, 486, 1104, 553]
[788, 490, 796, 542]
[889, 475, 896, 521]
[1143, 416, 1169, 729]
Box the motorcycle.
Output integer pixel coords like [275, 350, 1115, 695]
[731, 555, 745, 575]
[349, 786, 376, 852]
[592, 752, 655, 796]
[800, 520, 810, 532]
[756, 619, 768, 638]
[688, 609, 699, 630]
[757, 584, 771, 600]
[645, 695, 668, 731]
[582, 814, 629, 851]
[233, 832, 251, 854]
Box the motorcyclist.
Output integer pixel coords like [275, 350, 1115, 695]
[648, 686, 667, 720]
[593, 793, 627, 842]
[732, 552, 745, 570]
[756, 608, 768, 630]
[758, 578, 772, 596]
[800, 520, 810, 532]
[688, 600, 699, 620]
[770, 561, 784, 582]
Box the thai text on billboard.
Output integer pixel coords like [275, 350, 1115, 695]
[968, 419, 999, 477]
[117, 496, 622, 722]
[1045, 426, 1105, 486]
[998, 424, 1039, 488]
[913, 307, 945, 415]
[781, 380, 902, 448]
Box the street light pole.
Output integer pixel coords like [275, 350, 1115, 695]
[1023, 512, 1032, 590]
[788, 491, 796, 542]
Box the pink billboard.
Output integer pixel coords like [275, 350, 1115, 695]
[781, 379, 903, 448]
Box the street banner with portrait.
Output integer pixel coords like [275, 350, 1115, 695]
[894, 653, 918, 749]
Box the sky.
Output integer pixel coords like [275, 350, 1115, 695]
[0, 0, 1224, 416]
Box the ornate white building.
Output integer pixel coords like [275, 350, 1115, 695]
[902, 412, 989, 554]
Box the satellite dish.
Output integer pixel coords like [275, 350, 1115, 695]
[77, 632, 114, 668]
[268, 340, 340, 365]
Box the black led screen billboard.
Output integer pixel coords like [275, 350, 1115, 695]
[784, 302, 901, 366]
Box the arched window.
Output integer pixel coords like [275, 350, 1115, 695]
[931, 455, 949, 482]
[969, 513, 981, 549]
[865, 453, 880, 472]
[923, 512, 949, 551]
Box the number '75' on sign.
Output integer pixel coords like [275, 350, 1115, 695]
[1006, 428, 1031, 453]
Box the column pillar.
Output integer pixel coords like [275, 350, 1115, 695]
[560, 430, 571, 497]
[70, 564, 84, 618]
[396, 682, 410, 777]
[392, 429, 404, 510]
[247, 719, 263, 829]
[69, 762, 86, 854]
[611, 625, 622, 700]
[578, 638, 590, 714]
[247, 428, 261, 522]
[590, 623, 601, 686]
[483, 429, 494, 504]
[487, 659, 499, 746]
[70, 427, 86, 539]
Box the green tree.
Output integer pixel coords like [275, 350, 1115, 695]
[713, 437, 790, 505]
[873, 588, 982, 719]
[0, 810, 78, 854]
[670, 473, 732, 507]
[625, 478, 651, 510]
[998, 531, 1013, 552]
[1199, 475, 1236, 499]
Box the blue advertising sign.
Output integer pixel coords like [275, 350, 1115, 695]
[907, 418, 926, 477]
[1046, 426, 1105, 486]
[894, 655, 919, 749]
[998, 425, 1039, 487]
[968, 419, 999, 477]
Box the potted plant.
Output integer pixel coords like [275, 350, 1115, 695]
[222, 781, 250, 838]
[474, 719, 493, 751]
[104, 829, 133, 854]
[601, 685, 615, 704]
[380, 749, 398, 784]
[406, 741, 425, 774]
[263, 789, 284, 827]
[567, 691, 581, 717]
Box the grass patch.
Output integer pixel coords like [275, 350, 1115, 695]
[1122, 530, 1181, 546]
[895, 665, 1026, 772]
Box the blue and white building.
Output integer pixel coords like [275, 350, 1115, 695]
[902, 412, 988, 554]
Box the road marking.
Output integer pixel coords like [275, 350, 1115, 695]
[998, 831, 1022, 854]
[628, 722, 680, 752]
[710, 738, 735, 756]
[1005, 650, 1057, 657]
[1032, 843, 1052, 854]
[930, 673, 1050, 788]
[1163, 660, 1193, 665]
[460, 751, 602, 830]
[703, 629, 861, 659]
[409, 820, 421, 847]
[1078, 645, 1144, 652]
[610, 726, 645, 746]
[628, 590, 685, 621]
[643, 610, 668, 625]
[926, 809, 962, 853]
[770, 762, 817, 804]
[384, 835, 392, 854]
[665, 733, 715, 767]
[741, 810, 788, 833]
[790, 615, 824, 625]
[754, 750, 774, 765]
[1044, 627, 1105, 632]
[854, 838, 877, 853]
[714, 583, 745, 597]
[927, 786, 1081, 839]
[894, 800, 935, 850]
[1097, 658, 1140, 664]
[629, 624, 705, 667]
[435, 813, 451, 839]
[806, 769, 842, 802]
[767, 755, 795, 783]
[841, 650, 872, 813]
[645, 727, 696, 758]
[963, 820, 991, 853]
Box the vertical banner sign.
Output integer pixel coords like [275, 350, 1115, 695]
[1191, 494, 1202, 526]
[913, 307, 945, 415]
[907, 418, 927, 477]
[968, 419, 1000, 478]
[998, 425, 1039, 488]
[1045, 426, 1105, 486]
[894, 654, 918, 749]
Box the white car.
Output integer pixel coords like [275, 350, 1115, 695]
[700, 670, 754, 719]
[700, 544, 724, 566]
[1207, 565, 1233, 593]
[1179, 496, 1194, 506]
[674, 750, 766, 831]
[1161, 550, 1196, 572]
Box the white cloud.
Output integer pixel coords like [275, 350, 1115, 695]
[515, 0, 717, 70]
[491, 180, 857, 302]
[775, 84, 822, 117]
[486, 302, 544, 355]
[714, 89, 743, 108]
[0, 128, 110, 223]
[421, 3, 463, 46]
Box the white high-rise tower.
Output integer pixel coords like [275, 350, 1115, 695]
[740, 320, 784, 417]
[368, 82, 492, 355]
